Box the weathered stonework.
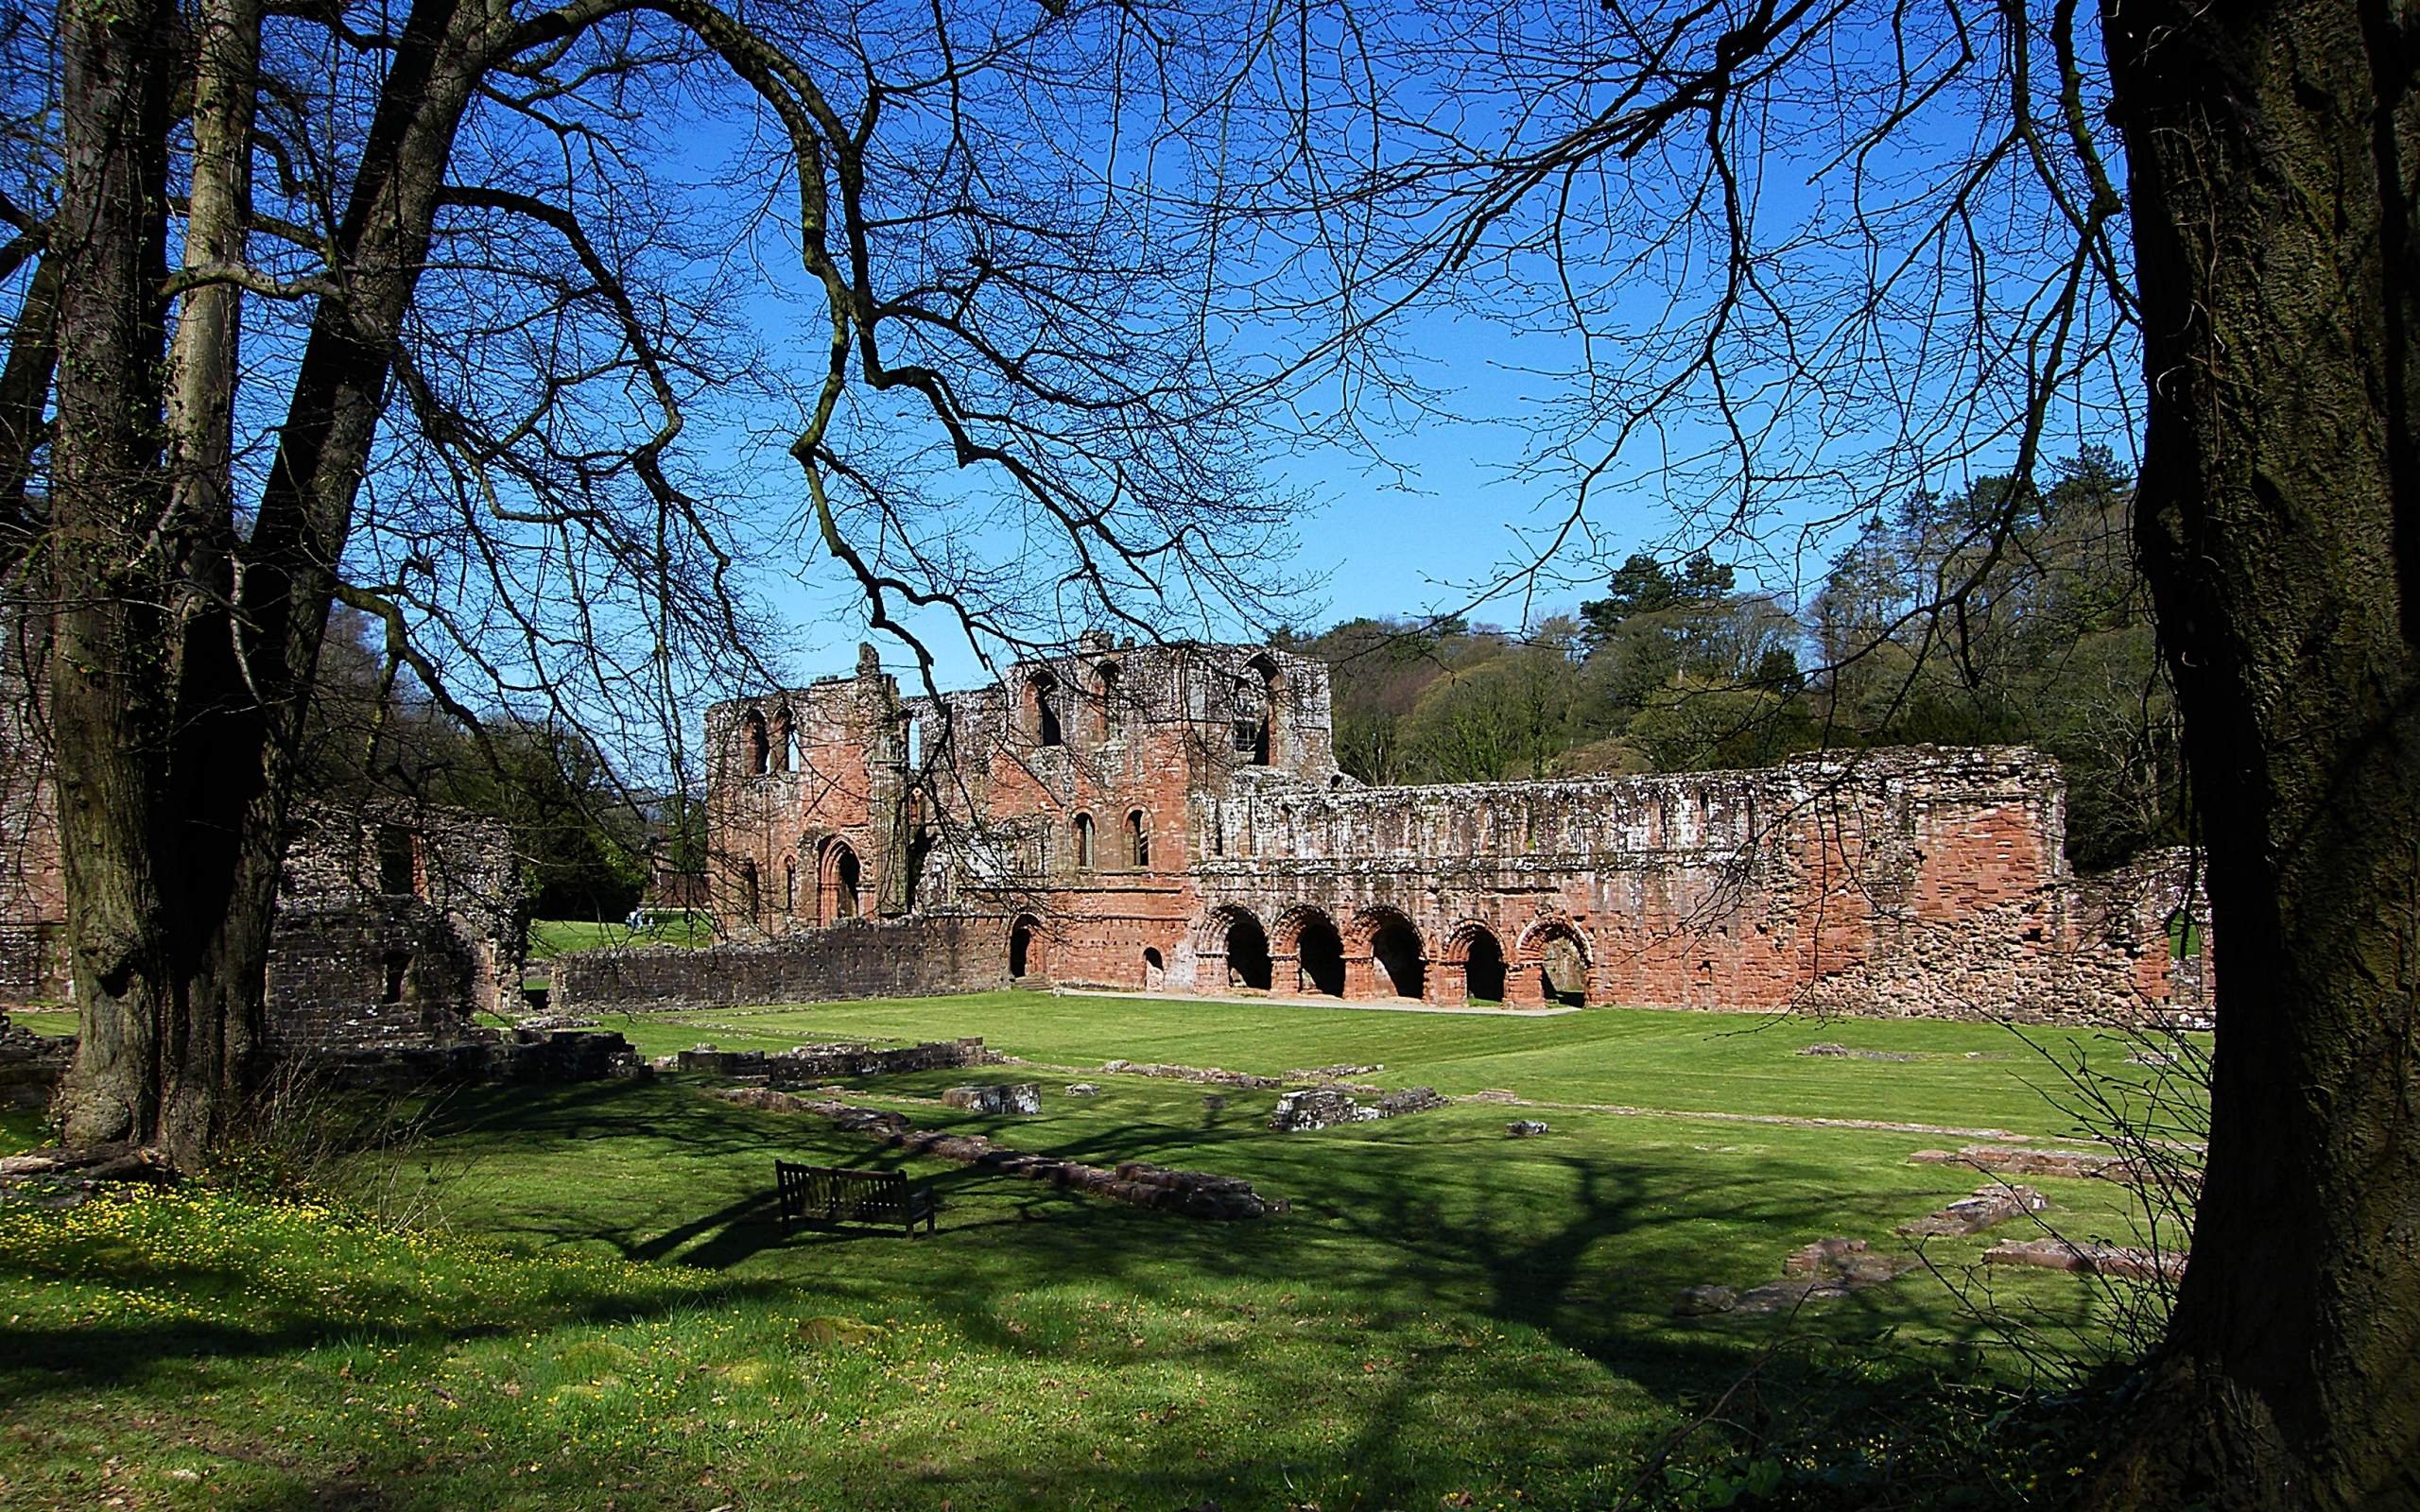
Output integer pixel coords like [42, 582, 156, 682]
[263, 800, 526, 1054]
[660, 636, 2215, 1025]
[552, 915, 1005, 1013]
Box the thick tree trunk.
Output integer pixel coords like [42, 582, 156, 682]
[48, 0, 509, 1167]
[2102, 0, 2420, 1505]
[49, 0, 182, 1153]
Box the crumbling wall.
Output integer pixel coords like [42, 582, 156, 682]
[265, 800, 525, 1053]
[553, 914, 1008, 1012]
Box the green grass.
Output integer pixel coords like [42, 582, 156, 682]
[0, 997, 2191, 1509]
[529, 912, 715, 962]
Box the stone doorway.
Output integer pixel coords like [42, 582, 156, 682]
[1226, 916, 1272, 990]
[1371, 920, 1424, 998]
[1462, 929, 1507, 1004]
[1298, 920, 1346, 996]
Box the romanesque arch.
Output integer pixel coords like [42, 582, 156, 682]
[1515, 916, 1593, 1006]
[1198, 905, 1272, 992]
[1354, 907, 1426, 999]
[1275, 904, 1344, 996]
[1443, 921, 1509, 1004]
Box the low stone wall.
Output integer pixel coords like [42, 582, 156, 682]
[553, 915, 1009, 1013]
[301, 1028, 647, 1090]
[0, 923, 63, 1005]
[0, 1011, 68, 1108]
[676, 1038, 990, 1085]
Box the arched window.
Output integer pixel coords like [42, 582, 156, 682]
[1074, 813, 1096, 868]
[1095, 662, 1121, 742]
[1244, 654, 1281, 765]
[1029, 674, 1062, 746]
[741, 709, 769, 775]
[1128, 810, 1149, 868]
[784, 857, 797, 914]
[739, 860, 760, 919]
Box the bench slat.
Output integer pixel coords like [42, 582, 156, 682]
[775, 1160, 936, 1237]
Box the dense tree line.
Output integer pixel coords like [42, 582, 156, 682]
[303, 611, 663, 922]
[1301, 450, 2179, 870]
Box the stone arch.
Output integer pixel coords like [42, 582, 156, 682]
[771, 707, 798, 773]
[1515, 917, 1593, 1006]
[1009, 913, 1046, 981]
[1028, 672, 1063, 746]
[739, 707, 769, 776]
[1273, 904, 1344, 997]
[737, 859, 760, 921]
[1143, 945, 1166, 989]
[1127, 809, 1150, 868]
[818, 837, 862, 923]
[1198, 905, 1272, 992]
[783, 855, 798, 915]
[1443, 920, 1508, 1005]
[1354, 907, 1426, 1000]
[1073, 812, 1096, 868]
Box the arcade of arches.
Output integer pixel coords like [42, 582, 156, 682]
[701, 639, 2215, 1024]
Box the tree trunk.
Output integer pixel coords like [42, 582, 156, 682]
[48, 0, 181, 1153]
[2102, 0, 2420, 1504]
[49, 0, 509, 1167]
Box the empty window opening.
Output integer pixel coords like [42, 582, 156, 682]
[1128, 811, 1149, 868]
[1074, 813, 1096, 868]
[1297, 920, 1346, 997]
[904, 828, 933, 911]
[1010, 917, 1041, 979]
[743, 710, 769, 775]
[1245, 655, 1281, 765]
[739, 860, 760, 919]
[1030, 675, 1062, 746]
[906, 715, 924, 770]
[784, 857, 798, 914]
[376, 825, 422, 897]
[1225, 916, 1271, 991]
[1371, 920, 1425, 999]
[1539, 933, 1587, 1007]
[1462, 931, 1507, 1004]
[380, 951, 412, 1005]
[786, 725, 804, 774]
[1143, 946, 1166, 988]
[1096, 662, 1121, 742]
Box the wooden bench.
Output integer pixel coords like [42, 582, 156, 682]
[774, 1160, 937, 1238]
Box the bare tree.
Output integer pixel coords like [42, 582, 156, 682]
[12, 0, 1307, 1165]
[1152, 0, 2407, 1503]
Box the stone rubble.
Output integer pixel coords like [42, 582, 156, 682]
[1099, 1059, 1284, 1091]
[1064, 1083, 1101, 1096]
[1507, 1121, 1550, 1138]
[676, 1037, 991, 1085]
[1799, 1042, 1919, 1062]
[1898, 1182, 2048, 1237]
[942, 1083, 1041, 1115]
[1673, 1237, 1922, 1316]
[1982, 1236, 2186, 1281]
[1267, 1084, 1447, 1132]
[707, 1086, 1277, 1219]
[1908, 1143, 2191, 1186]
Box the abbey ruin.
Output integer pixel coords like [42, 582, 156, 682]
[558, 637, 2211, 1023]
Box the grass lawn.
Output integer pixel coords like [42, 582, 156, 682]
[530, 913, 716, 962]
[0, 997, 2192, 1510]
